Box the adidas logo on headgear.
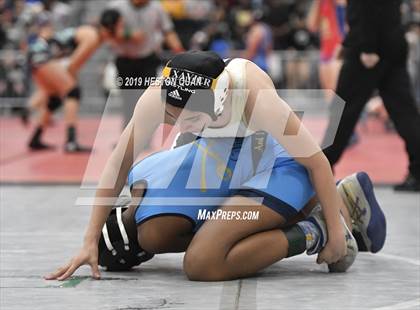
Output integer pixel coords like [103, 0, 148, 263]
[168, 89, 182, 100]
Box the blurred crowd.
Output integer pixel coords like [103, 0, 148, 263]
[161, 0, 317, 53]
[0, 0, 419, 105]
[1, 0, 317, 52]
[0, 0, 78, 104]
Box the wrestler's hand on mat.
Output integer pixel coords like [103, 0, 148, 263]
[44, 241, 100, 281]
[316, 229, 347, 264]
[360, 53, 380, 68]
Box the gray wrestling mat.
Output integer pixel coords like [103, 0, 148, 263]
[1, 186, 419, 310]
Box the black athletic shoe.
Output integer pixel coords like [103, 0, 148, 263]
[29, 140, 55, 151]
[394, 174, 420, 192]
[64, 142, 92, 153]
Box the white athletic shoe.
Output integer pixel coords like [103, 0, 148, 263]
[307, 205, 358, 273]
[338, 172, 386, 253]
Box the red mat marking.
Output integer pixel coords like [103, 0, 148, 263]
[0, 116, 406, 184]
[335, 120, 407, 183]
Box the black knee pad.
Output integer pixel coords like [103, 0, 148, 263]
[283, 225, 307, 257]
[66, 86, 81, 100]
[47, 96, 63, 112]
[98, 196, 154, 271]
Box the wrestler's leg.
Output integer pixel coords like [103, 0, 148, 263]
[28, 71, 58, 150]
[184, 196, 309, 281]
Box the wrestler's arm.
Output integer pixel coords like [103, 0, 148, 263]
[67, 26, 102, 77]
[45, 85, 163, 280]
[85, 85, 163, 244]
[244, 62, 346, 264]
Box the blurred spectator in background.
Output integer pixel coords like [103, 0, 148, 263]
[284, 11, 317, 89]
[361, 0, 420, 133]
[162, 0, 213, 50]
[0, 0, 26, 49]
[403, 0, 420, 105]
[227, 0, 254, 49]
[242, 9, 273, 72]
[0, 49, 26, 99]
[307, 0, 346, 101]
[264, 0, 295, 50]
[0, 0, 29, 117]
[37, 0, 74, 31]
[188, 0, 232, 58]
[0, 0, 6, 48]
[322, 0, 420, 192]
[307, 0, 360, 147]
[108, 0, 184, 128]
[366, 0, 420, 131]
[206, 0, 233, 58]
[3, 0, 76, 50]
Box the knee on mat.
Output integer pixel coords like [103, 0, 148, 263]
[183, 247, 228, 281]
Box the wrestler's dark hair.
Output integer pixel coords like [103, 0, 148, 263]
[99, 9, 121, 35]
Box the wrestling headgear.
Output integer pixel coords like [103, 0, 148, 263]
[98, 196, 153, 271]
[161, 51, 230, 120]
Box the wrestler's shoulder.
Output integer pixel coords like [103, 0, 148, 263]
[75, 25, 100, 43]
